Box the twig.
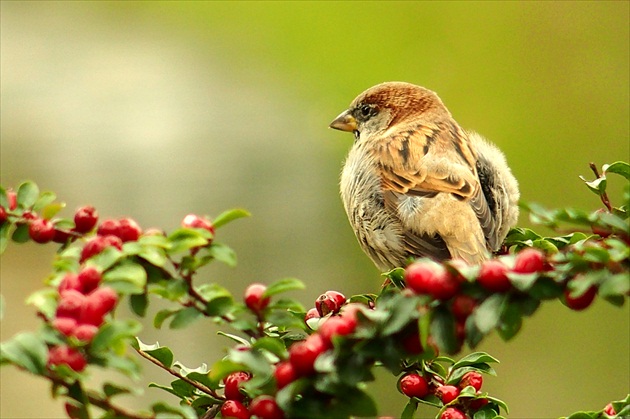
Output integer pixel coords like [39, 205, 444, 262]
[589, 162, 613, 211]
[134, 346, 224, 400]
[47, 374, 152, 419]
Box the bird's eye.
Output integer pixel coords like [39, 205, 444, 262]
[360, 104, 372, 117]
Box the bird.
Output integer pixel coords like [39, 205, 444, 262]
[329, 82, 519, 270]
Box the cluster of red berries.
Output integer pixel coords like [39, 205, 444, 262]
[229, 287, 364, 418]
[25, 201, 98, 244]
[48, 267, 119, 372]
[220, 371, 285, 419]
[46, 212, 144, 372]
[403, 248, 548, 347]
[399, 370, 487, 419]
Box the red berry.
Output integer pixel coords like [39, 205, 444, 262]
[401, 330, 423, 355]
[64, 402, 82, 419]
[73, 206, 98, 233]
[77, 267, 102, 294]
[80, 235, 123, 263]
[72, 324, 99, 342]
[52, 317, 78, 336]
[56, 290, 86, 319]
[80, 287, 118, 326]
[47, 345, 87, 372]
[289, 334, 327, 376]
[223, 371, 250, 401]
[318, 315, 356, 346]
[478, 259, 511, 292]
[459, 371, 483, 391]
[604, 403, 616, 416]
[97, 219, 120, 237]
[249, 396, 284, 419]
[0, 206, 7, 225]
[325, 290, 346, 308]
[564, 286, 597, 311]
[315, 294, 337, 317]
[513, 248, 545, 274]
[399, 373, 429, 399]
[274, 361, 297, 389]
[339, 303, 363, 327]
[28, 218, 55, 243]
[116, 217, 142, 242]
[6, 189, 17, 211]
[181, 214, 215, 234]
[59, 273, 82, 294]
[451, 295, 477, 321]
[469, 397, 489, 410]
[221, 400, 250, 419]
[441, 407, 466, 419]
[436, 385, 460, 404]
[244, 283, 271, 313]
[405, 261, 460, 300]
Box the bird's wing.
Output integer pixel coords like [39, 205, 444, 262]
[372, 120, 497, 257]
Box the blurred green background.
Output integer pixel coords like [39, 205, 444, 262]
[1, 1, 628, 418]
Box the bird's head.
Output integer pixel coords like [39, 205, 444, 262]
[329, 82, 450, 140]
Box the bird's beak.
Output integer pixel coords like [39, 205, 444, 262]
[329, 110, 358, 132]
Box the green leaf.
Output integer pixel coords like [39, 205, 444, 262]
[603, 161, 630, 180]
[42, 203, 65, 220]
[129, 293, 148, 317]
[598, 273, 630, 298]
[209, 358, 247, 386]
[430, 305, 459, 354]
[25, 288, 58, 319]
[151, 401, 197, 419]
[473, 294, 506, 334]
[144, 346, 175, 369]
[169, 307, 202, 329]
[580, 176, 607, 196]
[207, 242, 238, 267]
[91, 319, 142, 354]
[87, 246, 123, 271]
[102, 262, 147, 294]
[252, 337, 286, 358]
[497, 302, 522, 341]
[0, 187, 8, 208]
[103, 382, 136, 398]
[154, 309, 178, 329]
[452, 352, 499, 369]
[138, 246, 168, 268]
[17, 181, 39, 208]
[333, 387, 378, 417]
[227, 347, 273, 378]
[148, 382, 181, 398]
[167, 228, 209, 254]
[507, 272, 539, 292]
[11, 223, 30, 243]
[32, 191, 57, 212]
[0, 223, 11, 254]
[401, 399, 419, 419]
[381, 294, 419, 336]
[212, 208, 251, 229]
[0, 332, 48, 374]
[263, 277, 305, 297]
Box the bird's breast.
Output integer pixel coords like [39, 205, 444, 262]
[340, 144, 406, 269]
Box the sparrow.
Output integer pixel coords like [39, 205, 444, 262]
[329, 82, 519, 270]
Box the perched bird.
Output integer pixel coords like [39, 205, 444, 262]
[330, 82, 519, 270]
